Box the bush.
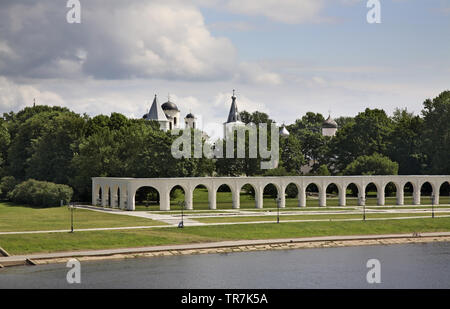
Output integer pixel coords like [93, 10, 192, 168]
[0, 176, 18, 199]
[10, 179, 73, 207]
[343, 153, 399, 176]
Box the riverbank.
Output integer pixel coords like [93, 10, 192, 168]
[2, 232, 450, 268]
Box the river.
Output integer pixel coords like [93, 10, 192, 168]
[1, 242, 449, 289]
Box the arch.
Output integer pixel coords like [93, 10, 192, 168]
[116, 186, 121, 208]
[134, 185, 160, 211]
[96, 185, 102, 206]
[325, 182, 341, 207]
[420, 181, 434, 205]
[383, 181, 400, 206]
[344, 183, 362, 206]
[263, 183, 281, 208]
[285, 182, 300, 207]
[216, 183, 236, 209]
[364, 182, 380, 206]
[439, 181, 450, 205]
[192, 184, 211, 210]
[169, 184, 186, 209]
[305, 182, 321, 207]
[239, 183, 258, 209]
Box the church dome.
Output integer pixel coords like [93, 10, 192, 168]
[161, 100, 179, 111]
[185, 113, 195, 119]
[322, 115, 338, 129]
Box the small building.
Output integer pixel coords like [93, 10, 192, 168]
[223, 90, 245, 138]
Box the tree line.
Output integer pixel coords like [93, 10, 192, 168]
[0, 90, 448, 202]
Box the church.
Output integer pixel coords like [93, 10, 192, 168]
[142, 91, 338, 138]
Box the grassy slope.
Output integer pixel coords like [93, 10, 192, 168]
[0, 203, 165, 232]
[1, 217, 450, 255]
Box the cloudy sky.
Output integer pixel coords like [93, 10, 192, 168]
[1, 0, 449, 137]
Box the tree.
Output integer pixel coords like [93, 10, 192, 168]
[420, 91, 450, 174]
[387, 108, 424, 175]
[0, 119, 10, 177]
[343, 153, 399, 175]
[328, 108, 394, 172]
[279, 135, 306, 175]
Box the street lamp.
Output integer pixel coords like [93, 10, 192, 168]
[276, 197, 281, 224]
[178, 201, 185, 228]
[362, 195, 366, 222]
[431, 194, 435, 218]
[68, 202, 74, 233]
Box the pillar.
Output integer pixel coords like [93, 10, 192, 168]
[112, 192, 119, 209]
[185, 189, 193, 210]
[120, 187, 127, 210]
[319, 187, 326, 207]
[279, 186, 286, 208]
[101, 186, 108, 207]
[338, 187, 346, 206]
[377, 187, 385, 206]
[413, 185, 420, 205]
[208, 189, 216, 210]
[160, 189, 171, 211]
[232, 188, 240, 209]
[299, 188, 306, 207]
[432, 185, 440, 205]
[397, 188, 404, 206]
[127, 186, 135, 211]
[358, 187, 365, 206]
[256, 188, 263, 209]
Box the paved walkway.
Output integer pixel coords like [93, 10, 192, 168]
[2, 232, 450, 266]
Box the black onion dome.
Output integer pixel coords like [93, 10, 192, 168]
[322, 115, 338, 128]
[185, 113, 195, 119]
[161, 101, 179, 111]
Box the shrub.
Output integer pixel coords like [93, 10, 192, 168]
[0, 176, 18, 199]
[10, 179, 73, 207]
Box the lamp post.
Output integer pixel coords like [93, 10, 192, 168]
[362, 195, 366, 222]
[178, 201, 185, 228]
[431, 194, 435, 219]
[276, 197, 281, 224]
[69, 202, 74, 233]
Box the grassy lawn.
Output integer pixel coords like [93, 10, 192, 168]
[194, 212, 450, 224]
[137, 189, 450, 211]
[1, 217, 450, 255]
[0, 202, 166, 232]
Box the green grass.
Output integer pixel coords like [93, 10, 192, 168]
[1, 217, 450, 255]
[136, 189, 450, 211]
[0, 202, 166, 232]
[194, 212, 450, 224]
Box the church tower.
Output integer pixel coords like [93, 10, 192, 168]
[143, 95, 170, 131]
[223, 90, 245, 138]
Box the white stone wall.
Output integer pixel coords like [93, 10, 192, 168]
[92, 176, 450, 211]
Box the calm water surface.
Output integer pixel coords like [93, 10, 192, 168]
[1, 242, 449, 289]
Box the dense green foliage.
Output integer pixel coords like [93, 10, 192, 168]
[0, 90, 448, 202]
[10, 179, 73, 207]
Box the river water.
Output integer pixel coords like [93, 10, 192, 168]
[1, 242, 449, 289]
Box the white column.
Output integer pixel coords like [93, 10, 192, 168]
[256, 188, 263, 209]
[279, 185, 286, 208]
[127, 185, 135, 211]
[338, 187, 346, 206]
[299, 188, 306, 207]
[112, 192, 119, 208]
[160, 189, 171, 211]
[319, 187, 326, 207]
[377, 187, 385, 206]
[101, 186, 108, 207]
[358, 186, 365, 206]
[413, 185, 421, 205]
[208, 189, 216, 210]
[397, 188, 404, 206]
[185, 189, 193, 210]
[432, 185, 440, 205]
[120, 187, 127, 210]
[232, 188, 240, 209]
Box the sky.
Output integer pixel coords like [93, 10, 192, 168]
[0, 0, 449, 138]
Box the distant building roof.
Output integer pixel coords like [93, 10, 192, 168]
[161, 100, 179, 111]
[146, 95, 168, 122]
[226, 91, 242, 123]
[322, 115, 338, 129]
